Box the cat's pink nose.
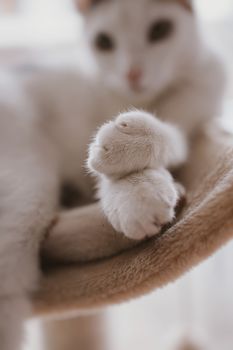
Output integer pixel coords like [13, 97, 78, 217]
[127, 67, 142, 86]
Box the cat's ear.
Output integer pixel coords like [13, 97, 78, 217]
[74, 0, 106, 13]
[176, 0, 193, 12]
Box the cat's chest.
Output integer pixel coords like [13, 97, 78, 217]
[28, 70, 156, 182]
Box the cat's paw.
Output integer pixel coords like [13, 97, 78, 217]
[87, 110, 166, 177]
[115, 110, 159, 136]
[100, 169, 179, 240]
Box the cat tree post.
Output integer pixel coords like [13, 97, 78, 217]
[42, 313, 107, 350]
[34, 124, 233, 350]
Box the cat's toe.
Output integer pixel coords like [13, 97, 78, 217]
[175, 182, 186, 199]
[122, 219, 161, 240]
[116, 198, 175, 240]
[87, 142, 105, 173]
[115, 110, 155, 136]
[109, 211, 161, 241]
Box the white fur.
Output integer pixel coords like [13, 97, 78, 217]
[0, 0, 225, 348]
[88, 111, 184, 239]
[98, 169, 179, 240]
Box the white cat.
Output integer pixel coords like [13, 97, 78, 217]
[0, 0, 225, 349]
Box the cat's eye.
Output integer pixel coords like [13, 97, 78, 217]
[148, 19, 174, 43]
[95, 33, 115, 52]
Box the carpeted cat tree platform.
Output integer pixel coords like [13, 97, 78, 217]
[33, 122, 233, 348]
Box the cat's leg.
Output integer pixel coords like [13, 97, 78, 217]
[156, 54, 226, 137]
[88, 110, 186, 240]
[0, 134, 59, 349]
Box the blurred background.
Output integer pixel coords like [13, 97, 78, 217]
[0, 1, 232, 349]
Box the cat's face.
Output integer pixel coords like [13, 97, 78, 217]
[78, 0, 199, 104]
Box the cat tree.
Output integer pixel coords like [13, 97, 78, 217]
[33, 123, 233, 348]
